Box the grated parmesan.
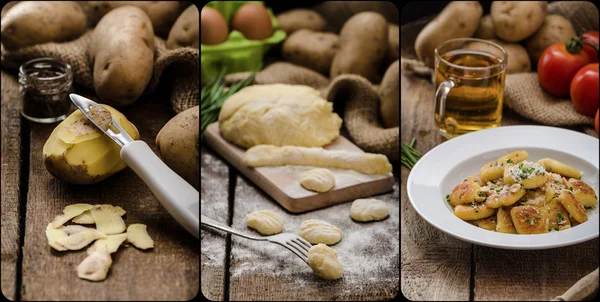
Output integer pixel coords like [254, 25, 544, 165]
[506, 161, 546, 182]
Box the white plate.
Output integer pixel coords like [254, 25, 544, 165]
[407, 126, 599, 250]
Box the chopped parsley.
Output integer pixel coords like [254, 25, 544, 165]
[478, 192, 487, 197]
[526, 218, 531, 224]
[507, 159, 513, 163]
[557, 212, 564, 222]
[446, 194, 451, 203]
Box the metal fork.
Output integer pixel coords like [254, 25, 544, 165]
[201, 214, 312, 264]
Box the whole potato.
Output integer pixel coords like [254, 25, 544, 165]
[526, 15, 576, 63]
[385, 23, 399, 65]
[464, 39, 531, 74]
[276, 9, 326, 35]
[491, 1, 548, 42]
[89, 6, 154, 106]
[167, 5, 199, 49]
[1, 1, 87, 50]
[156, 106, 199, 190]
[474, 15, 495, 39]
[80, 1, 186, 38]
[282, 29, 339, 75]
[415, 1, 483, 68]
[380, 60, 399, 128]
[330, 12, 388, 82]
[1, 1, 19, 17]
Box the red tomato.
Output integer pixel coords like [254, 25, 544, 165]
[582, 31, 599, 63]
[570, 64, 599, 117]
[538, 41, 593, 97]
[595, 109, 599, 135]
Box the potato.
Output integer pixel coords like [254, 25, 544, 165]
[89, 6, 154, 106]
[464, 39, 531, 74]
[491, 1, 548, 42]
[474, 15, 495, 39]
[526, 15, 576, 63]
[80, 1, 187, 38]
[385, 23, 399, 65]
[415, 1, 483, 68]
[156, 106, 199, 190]
[379, 60, 399, 128]
[282, 29, 339, 75]
[330, 12, 388, 82]
[43, 105, 139, 184]
[0, 1, 87, 50]
[166, 4, 199, 49]
[276, 9, 326, 35]
[1, 1, 19, 17]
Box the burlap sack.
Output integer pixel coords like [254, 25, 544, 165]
[0, 30, 199, 114]
[224, 62, 400, 161]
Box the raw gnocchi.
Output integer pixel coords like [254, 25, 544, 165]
[350, 198, 390, 222]
[298, 219, 342, 245]
[300, 168, 335, 192]
[448, 151, 596, 234]
[308, 243, 343, 280]
[246, 210, 284, 235]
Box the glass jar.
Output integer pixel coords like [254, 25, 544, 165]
[18, 58, 73, 123]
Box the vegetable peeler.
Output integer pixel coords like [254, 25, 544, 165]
[69, 94, 199, 239]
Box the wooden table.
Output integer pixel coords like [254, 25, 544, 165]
[201, 148, 400, 300]
[400, 20, 599, 301]
[1, 71, 198, 300]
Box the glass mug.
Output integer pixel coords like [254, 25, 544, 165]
[434, 38, 508, 138]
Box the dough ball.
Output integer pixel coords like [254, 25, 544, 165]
[308, 243, 343, 280]
[246, 210, 284, 235]
[298, 219, 342, 245]
[350, 198, 390, 222]
[300, 168, 335, 192]
[218, 84, 342, 148]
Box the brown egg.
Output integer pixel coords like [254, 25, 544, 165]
[201, 7, 229, 45]
[231, 3, 273, 40]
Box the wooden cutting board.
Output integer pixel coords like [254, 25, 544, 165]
[204, 122, 394, 213]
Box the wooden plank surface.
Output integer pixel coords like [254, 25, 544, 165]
[1, 71, 23, 300]
[228, 171, 400, 301]
[0, 70, 199, 300]
[200, 146, 230, 301]
[400, 19, 599, 301]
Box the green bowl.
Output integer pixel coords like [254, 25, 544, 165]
[201, 1, 287, 83]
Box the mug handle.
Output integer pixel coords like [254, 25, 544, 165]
[435, 78, 457, 124]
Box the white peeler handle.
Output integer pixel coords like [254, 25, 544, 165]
[120, 141, 199, 239]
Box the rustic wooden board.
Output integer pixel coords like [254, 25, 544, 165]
[205, 122, 394, 213]
[0, 72, 199, 300]
[400, 17, 599, 301]
[1, 72, 23, 300]
[228, 170, 400, 300]
[200, 145, 230, 301]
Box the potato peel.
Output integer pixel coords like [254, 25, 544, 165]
[46, 223, 68, 251]
[77, 245, 112, 281]
[91, 205, 126, 235]
[87, 233, 127, 255]
[56, 228, 106, 250]
[73, 206, 126, 224]
[127, 224, 154, 250]
[51, 204, 94, 228]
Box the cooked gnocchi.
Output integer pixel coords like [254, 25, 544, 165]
[448, 151, 597, 234]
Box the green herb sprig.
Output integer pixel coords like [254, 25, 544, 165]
[201, 68, 257, 139]
[401, 137, 423, 170]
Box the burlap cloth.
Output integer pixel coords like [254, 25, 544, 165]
[0, 30, 199, 114]
[401, 1, 599, 137]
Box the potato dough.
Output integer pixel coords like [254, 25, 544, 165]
[1, 1, 87, 50]
[308, 244, 343, 280]
[526, 15, 576, 63]
[276, 9, 326, 35]
[282, 29, 339, 75]
[350, 198, 390, 222]
[219, 84, 342, 148]
[415, 1, 483, 68]
[167, 5, 199, 49]
[491, 1, 548, 42]
[330, 12, 388, 82]
[156, 106, 199, 190]
[298, 219, 342, 245]
[246, 210, 284, 235]
[88, 6, 154, 106]
[474, 15, 495, 39]
[300, 169, 335, 193]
